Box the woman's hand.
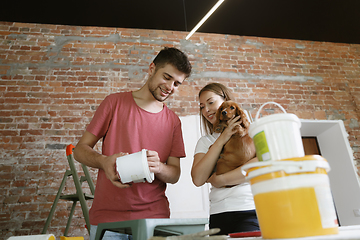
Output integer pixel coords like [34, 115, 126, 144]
[217, 115, 241, 145]
[209, 157, 259, 187]
[207, 169, 244, 188]
[207, 172, 225, 188]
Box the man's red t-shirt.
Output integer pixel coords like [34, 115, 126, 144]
[86, 92, 185, 225]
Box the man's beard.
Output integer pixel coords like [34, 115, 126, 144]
[150, 87, 170, 102]
[148, 75, 171, 102]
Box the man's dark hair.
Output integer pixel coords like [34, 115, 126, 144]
[153, 47, 192, 78]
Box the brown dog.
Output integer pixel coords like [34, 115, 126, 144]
[213, 101, 256, 175]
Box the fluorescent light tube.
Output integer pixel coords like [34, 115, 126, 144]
[185, 0, 225, 40]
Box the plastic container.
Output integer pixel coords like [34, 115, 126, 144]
[248, 102, 304, 161]
[115, 149, 154, 183]
[7, 235, 55, 240]
[242, 155, 339, 239]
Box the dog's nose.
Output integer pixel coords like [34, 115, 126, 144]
[222, 110, 227, 116]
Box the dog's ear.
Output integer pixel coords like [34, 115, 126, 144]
[213, 106, 222, 132]
[240, 108, 250, 129]
[214, 102, 228, 133]
[235, 103, 242, 117]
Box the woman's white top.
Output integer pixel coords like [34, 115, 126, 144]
[194, 132, 256, 215]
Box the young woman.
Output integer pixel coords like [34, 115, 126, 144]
[191, 83, 259, 235]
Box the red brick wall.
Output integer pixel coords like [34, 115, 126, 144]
[1, 21, 359, 239]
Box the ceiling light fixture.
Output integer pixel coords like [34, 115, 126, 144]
[185, 0, 225, 40]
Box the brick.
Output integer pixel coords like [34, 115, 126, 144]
[0, 21, 359, 240]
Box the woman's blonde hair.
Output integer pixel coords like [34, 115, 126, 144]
[199, 83, 235, 135]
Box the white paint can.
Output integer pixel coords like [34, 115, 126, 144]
[115, 149, 154, 183]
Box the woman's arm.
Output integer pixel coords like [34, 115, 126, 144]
[191, 116, 241, 187]
[191, 140, 225, 187]
[208, 157, 259, 188]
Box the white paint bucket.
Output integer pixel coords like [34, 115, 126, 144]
[115, 149, 154, 183]
[248, 102, 304, 161]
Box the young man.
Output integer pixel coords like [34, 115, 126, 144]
[73, 47, 192, 240]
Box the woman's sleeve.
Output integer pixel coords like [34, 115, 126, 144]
[194, 136, 210, 155]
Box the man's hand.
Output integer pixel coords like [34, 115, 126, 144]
[147, 150, 164, 174]
[100, 152, 132, 188]
[74, 131, 134, 188]
[146, 150, 181, 184]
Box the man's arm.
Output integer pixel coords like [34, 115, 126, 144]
[147, 151, 181, 184]
[73, 130, 130, 188]
[73, 131, 104, 168]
